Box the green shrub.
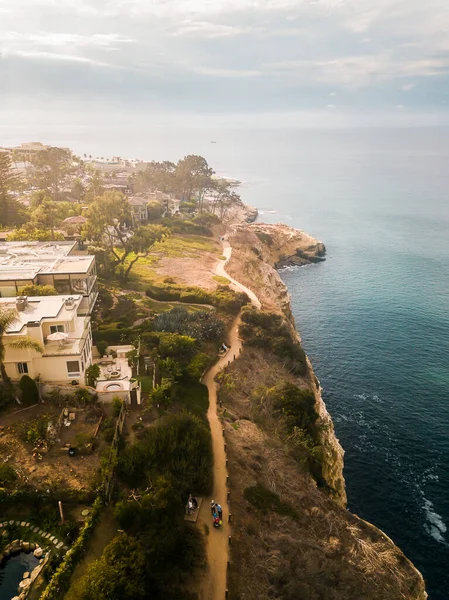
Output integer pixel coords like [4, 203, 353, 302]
[146, 283, 248, 314]
[0, 463, 17, 486]
[19, 284, 58, 296]
[271, 383, 318, 436]
[19, 414, 50, 445]
[93, 328, 135, 346]
[244, 484, 297, 519]
[101, 417, 116, 443]
[151, 307, 225, 342]
[186, 353, 211, 380]
[19, 374, 39, 405]
[112, 396, 123, 417]
[0, 385, 14, 411]
[96, 340, 109, 357]
[158, 333, 197, 364]
[85, 364, 101, 387]
[119, 412, 212, 496]
[240, 307, 307, 375]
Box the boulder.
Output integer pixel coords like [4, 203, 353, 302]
[23, 542, 30, 552]
[34, 547, 43, 558]
[23, 571, 30, 579]
[18, 578, 31, 591]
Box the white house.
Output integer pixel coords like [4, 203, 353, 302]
[1, 295, 93, 385]
[0, 241, 98, 315]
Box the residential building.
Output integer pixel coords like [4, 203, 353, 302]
[0, 295, 93, 385]
[128, 196, 149, 224]
[0, 241, 98, 315]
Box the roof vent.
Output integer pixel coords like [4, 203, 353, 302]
[65, 297, 76, 309]
[16, 296, 28, 311]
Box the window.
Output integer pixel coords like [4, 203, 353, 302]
[67, 361, 80, 377]
[17, 362, 28, 375]
[50, 325, 65, 334]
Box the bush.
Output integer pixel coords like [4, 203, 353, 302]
[118, 412, 213, 496]
[158, 333, 197, 364]
[96, 340, 109, 357]
[0, 385, 14, 411]
[19, 375, 39, 405]
[19, 284, 58, 296]
[186, 353, 211, 380]
[112, 396, 123, 417]
[271, 383, 318, 436]
[240, 307, 307, 375]
[0, 463, 17, 486]
[93, 328, 135, 346]
[101, 417, 116, 443]
[146, 283, 248, 314]
[152, 308, 225, 342]
[19, 414, 50, 445]
[85, 364, 101, 387]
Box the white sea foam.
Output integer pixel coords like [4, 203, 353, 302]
[423, 498, 447, 544]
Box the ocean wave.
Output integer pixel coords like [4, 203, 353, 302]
[423, 498, 447, 544]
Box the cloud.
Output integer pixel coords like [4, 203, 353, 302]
[1, 0, 449, 114]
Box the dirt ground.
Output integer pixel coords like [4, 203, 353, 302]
[155, 253, 219, 290]
[0, 403, 112, 492]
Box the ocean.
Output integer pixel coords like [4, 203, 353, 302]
[1, 121, 448, 598]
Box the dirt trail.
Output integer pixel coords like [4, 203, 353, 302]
[198, 241, 261, 600]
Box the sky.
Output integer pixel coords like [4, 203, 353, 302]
[1, 0, 449, 126]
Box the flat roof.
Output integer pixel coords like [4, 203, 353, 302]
[0, 295, 83, 334]
[0, 242, 94, 281]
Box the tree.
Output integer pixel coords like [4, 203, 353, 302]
[122, 224, 167, 282]
[31, 199, 63, 238]
[86, 363, 101, 387]
[0, 152, 26, 227]
[28, 147, 75, 200]
[67, 535, 148, 600]
[71, 178, 86, 203]
[175, 155, 214, 207]
[146, 200, 164, 221]
[83, 191, 167, 281]
[0, 308, 43, 384]
[19, 374, 39, 405]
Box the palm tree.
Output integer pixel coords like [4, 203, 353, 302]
[0, 308, 43, 384]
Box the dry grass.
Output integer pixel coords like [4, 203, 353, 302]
[219, 349, 426, 600]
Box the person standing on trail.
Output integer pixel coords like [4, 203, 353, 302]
[216, 503, 223, 520]
[210, 500, 216, 515]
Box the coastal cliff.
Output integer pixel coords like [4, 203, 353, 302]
[226, 222, 346, 505]
[221, 220, 427, 599]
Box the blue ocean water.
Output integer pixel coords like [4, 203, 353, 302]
[1, 121, 447, 597]
[237, 127, 449, 600]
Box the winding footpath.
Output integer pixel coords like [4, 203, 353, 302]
[198, 240, 261, 600]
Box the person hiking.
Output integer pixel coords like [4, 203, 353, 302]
[215, 503, 223, 520]
[210, 500, 216, 515]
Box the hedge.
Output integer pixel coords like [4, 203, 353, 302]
[39, 496, 103, 600]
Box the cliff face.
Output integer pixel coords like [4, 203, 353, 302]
[223, 220, 427, 599]
[226, 222, 346, 504]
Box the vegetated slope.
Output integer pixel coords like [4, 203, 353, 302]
[219, 222, 426, 599]
[219, 348, 426, 600]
